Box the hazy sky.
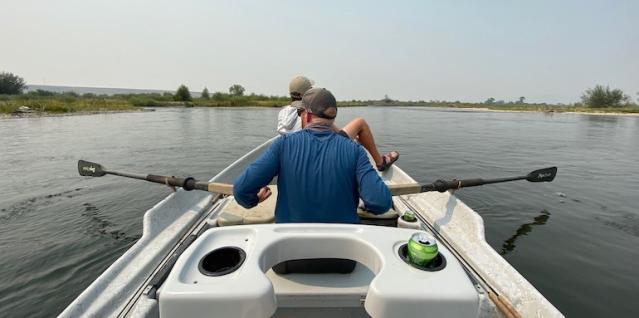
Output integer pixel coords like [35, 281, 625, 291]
[1, 0, 637, 103]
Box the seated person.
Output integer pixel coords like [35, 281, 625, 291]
[278, 75, 399, 171]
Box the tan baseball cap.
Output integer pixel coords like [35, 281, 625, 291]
[289, 75, 314, 95]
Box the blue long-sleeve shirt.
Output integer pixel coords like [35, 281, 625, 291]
[233, 127, 392, 223]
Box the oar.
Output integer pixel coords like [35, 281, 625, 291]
[79, 160, 556, 196]
[78, 160, 233, 194]
[388, 167, 557, 195]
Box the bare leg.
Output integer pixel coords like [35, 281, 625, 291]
[341, 117, 384, 166]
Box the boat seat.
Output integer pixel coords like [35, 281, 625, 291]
[217, 186, 277, 226]
[217, 146, 400, 227]
[357, 208, 398, 219]
[265, 263, 375, 308]
[218, 185, 399, 227]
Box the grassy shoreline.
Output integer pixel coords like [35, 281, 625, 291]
[407, 102, 639, 115]
[2, 95, 638, 117]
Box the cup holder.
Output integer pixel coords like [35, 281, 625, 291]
[398, 244, 446, 272]
[199, 246, 246, 276]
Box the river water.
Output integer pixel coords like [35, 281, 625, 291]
[0, 107, 638, 317]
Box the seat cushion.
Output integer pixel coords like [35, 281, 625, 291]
[218, 186, 277, 226]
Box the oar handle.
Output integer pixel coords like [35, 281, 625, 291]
[388, 183, 422, 196]
[196, 181, 234, 195]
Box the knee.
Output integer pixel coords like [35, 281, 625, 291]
[352, 117, 368, 128]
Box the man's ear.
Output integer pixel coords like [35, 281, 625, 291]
[305, 112, 312, 123]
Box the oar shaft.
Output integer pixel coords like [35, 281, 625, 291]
[389, 175, 528, 196]
[433, 177, 523, 191]
[106, 170, 147, 180]
[147, 175, 234, 195]
[105, 169, 234, 195]
[459, 176, 525, 187]
[106, 169, 196, 189]
[146, 174, 193, 188]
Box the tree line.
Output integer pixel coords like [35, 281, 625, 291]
[483, 85, 635, 108]
[1, 71, 637, 108]
[173, 83, 246, 102]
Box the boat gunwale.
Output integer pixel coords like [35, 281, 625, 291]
[58, 138, 278, 317]
[394, 190, 563, 317]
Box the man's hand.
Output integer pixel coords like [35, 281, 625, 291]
[257, 186, 272, 203]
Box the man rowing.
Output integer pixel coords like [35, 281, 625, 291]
[234, 87, 392, 224]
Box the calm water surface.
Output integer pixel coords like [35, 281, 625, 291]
[1, 107, 638, 317]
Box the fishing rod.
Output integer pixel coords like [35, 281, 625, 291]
[78, 160, 557, 196]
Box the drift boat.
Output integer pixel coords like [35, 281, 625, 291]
[60, 138, 563, 318]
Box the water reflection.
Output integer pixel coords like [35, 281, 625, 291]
[499, 209, 551, 255]
[542, 111, 555, 118]
[578, 114, 622, 141]
[584, 114, 619, 125]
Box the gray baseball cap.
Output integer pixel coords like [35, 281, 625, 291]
[301, 88, 337, 119]
[289, 76, 314, 95]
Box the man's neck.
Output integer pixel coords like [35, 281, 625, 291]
[309, 117, 333, 126]
[305, 120, 334, 132]
[306, 122, 331, 128]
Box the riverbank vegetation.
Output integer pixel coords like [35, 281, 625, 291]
[338, 86, 639, 113]
[0, 81, 292, 114]
[0, 92, 136, 114]
[1, 71, 637, 115]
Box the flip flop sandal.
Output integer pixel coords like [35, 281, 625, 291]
[377, 151, 400, 171]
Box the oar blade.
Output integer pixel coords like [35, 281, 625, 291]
[526, 167, 557, 182]
[78, 160, 107, 177]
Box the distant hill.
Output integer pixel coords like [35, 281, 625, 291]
[25, 84, 174, 96]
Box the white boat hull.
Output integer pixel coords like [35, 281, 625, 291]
[59, 137, 563, 318]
